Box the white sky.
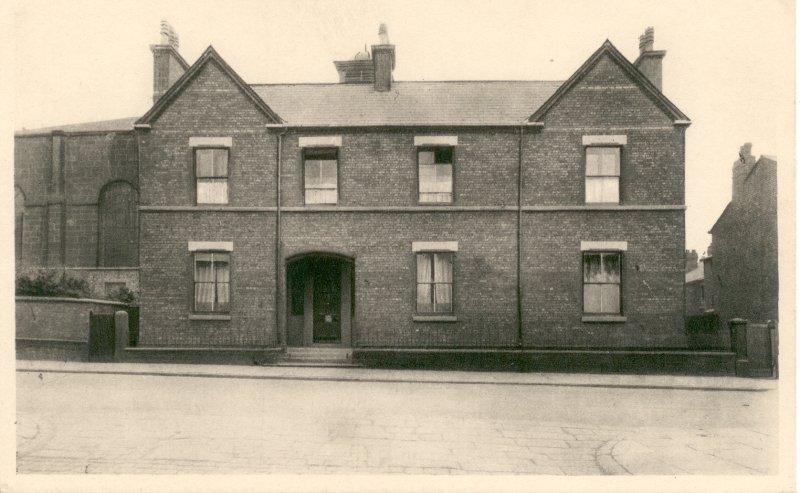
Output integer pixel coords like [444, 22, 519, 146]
[12, 0, 795, 253]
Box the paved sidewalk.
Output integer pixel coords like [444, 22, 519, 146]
[16, 359, 775, 392]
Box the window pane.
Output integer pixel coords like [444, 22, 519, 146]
[600, 148, 620, 175]
[602, 253, 621, 283]
[416, 283, 433, 313]
[583, 253, 602, 282]
[305, 189, 337, 204]
[601, 177, 619, 203]
[197, 179, 228, 204]
[434, 283, 452, 313]
[319, 160, 337, 186]
[583, 284, 602, 313]
[586, 148, 601, 176]
[213, 149, 228, 176]
[585, 177, 603, 203]
[418, 151, 435, 165]
[215, 257, 230, 283]
[433, 253, 452, 282]
[195, 282, 214, 311]
[420, 164, 452, 193]
[420, 192, 452, 203]
[195, 257, 214, 282]
[305, 160, 322, 186]
[434, 147, 453, 164]
[600, 284, 620, 314]
[217, 282, 230, 311]
[196, 150, 214, 177]
[416, 253, 433, 282]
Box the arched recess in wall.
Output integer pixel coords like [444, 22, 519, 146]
[97, 180, 138, 267]
[14, 187, 25, 260]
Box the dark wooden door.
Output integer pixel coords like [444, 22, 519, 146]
[313, 259, 341, 342]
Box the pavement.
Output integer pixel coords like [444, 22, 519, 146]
[15, 360, 778, 475]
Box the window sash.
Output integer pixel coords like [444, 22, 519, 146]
[582, 252, 621, 315]
[194, 252, 231, 313]
[196, 148, 228, 178]
[418, 147, 454, 203]
[197, 179, 229, 204]
[416, 252, 453, 314]
[585, 146, 620, 204]
[304, 150, 338, 204]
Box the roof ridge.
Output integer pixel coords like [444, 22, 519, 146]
[251, 79, 564, 86]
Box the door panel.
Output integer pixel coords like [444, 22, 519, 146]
[313, 259, 341, 342]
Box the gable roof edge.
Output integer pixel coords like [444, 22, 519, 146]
[527, 40, 689, 124]
[137, 46, 284, 125]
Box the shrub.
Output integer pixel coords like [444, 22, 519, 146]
[107, 285, 137, 305]
[16, 270, 93, 299]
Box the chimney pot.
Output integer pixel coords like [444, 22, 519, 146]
[151, 20, 186, 102]
[634, 26, 665, 91]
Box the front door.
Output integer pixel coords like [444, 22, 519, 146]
[312, 259, 341, 342]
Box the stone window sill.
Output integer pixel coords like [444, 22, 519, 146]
[582, 315, 627, 323]
[189, 314, 231, 321]
[413, 315, 458, 323]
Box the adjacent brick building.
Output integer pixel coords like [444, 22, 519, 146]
[15, 23, 691, 359]
[703, 144, 778, 325]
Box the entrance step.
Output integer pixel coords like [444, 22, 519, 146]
[284, 347, 354, 363]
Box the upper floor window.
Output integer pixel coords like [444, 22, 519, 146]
[304, 148, 338, 204]
[195, 148, 229, 204]
[585, 146, 620, 204]
[418, 147, 453, 203]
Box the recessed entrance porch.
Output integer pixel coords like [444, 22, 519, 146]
[286, 253, 353, 347]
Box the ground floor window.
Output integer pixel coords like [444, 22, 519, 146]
[194, 252, 230, 313]
[416, 252, 453, 314]
[582, 251, 621, 314]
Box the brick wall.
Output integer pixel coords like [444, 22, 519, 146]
[281, 212, 519, 347]
[520, 211, 685, 348]
[16, 296, 125, 341]
[709, 158, 778, 324]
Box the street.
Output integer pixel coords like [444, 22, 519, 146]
[16, 369, 777, 475]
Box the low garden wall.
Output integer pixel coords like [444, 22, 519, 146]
[16, 296, 127, 361]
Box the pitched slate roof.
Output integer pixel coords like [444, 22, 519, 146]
[251, 80, 563, 126]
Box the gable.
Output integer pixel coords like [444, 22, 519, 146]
[528, 41, 689, 126]
[137, 46, 282, 126]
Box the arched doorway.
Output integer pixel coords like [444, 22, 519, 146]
[286, 253, 354, 347]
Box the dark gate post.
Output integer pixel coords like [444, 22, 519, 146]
[729, 318, 748, 376]
[114, 310, 129, 362]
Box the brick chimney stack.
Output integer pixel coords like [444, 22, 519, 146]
[371, 23, 395, 92]
[633, 26, 666, 91]
[732, 143, 757, 202]
[150, 20, 188, 103]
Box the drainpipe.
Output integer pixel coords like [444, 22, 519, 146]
[270, 124, 288, 349]
[517, 125, 524, 349]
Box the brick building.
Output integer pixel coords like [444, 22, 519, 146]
[703, 144, 778, 325]
[15, 23, 691, 361]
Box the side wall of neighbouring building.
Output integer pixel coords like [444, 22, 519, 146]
[14, 131, 140, 297]
[708, 157, 778, 325]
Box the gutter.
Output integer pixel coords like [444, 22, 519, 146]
[517, 125, 524, 348]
